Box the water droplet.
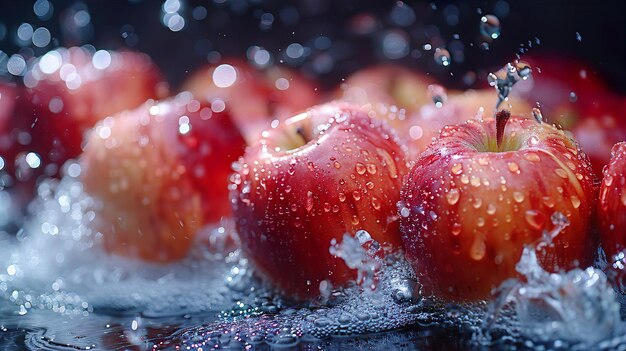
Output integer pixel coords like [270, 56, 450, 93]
[352, 190, 361, 201]
[367, 164, 377, 175]
[524, 152, 540, 163]
[525, 210, 546, 230]
[569, 91, 578, 103]
[555, 168, 568, 179]
[513, 192, 525, 203]
[480, 14, 501, 40]
[451, 163, 463, 175]
[470, 236, 486, 260]
[570, 195, 581, 209]
[476, 217, 485, 227]
[446, 188, 460, 205]
[542, 196, 555, 208]
[451, 222, 462, 235]
[333, 161, 341, 169]
[507, 162, 520, 173]
[339, 193, 347, 202]
[355, 162, 366, 175]
[306, 191, 314, 211]
[532, 108, 544, 123]
[487, 203, 496, 215]
[371, 197, 381, 210]
[434, 48, 451, 67]
[366, 181, 374, 189]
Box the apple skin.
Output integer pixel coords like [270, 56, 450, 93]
[230, 102, 409, 299]
[568, 94, 626, 177]
[400, 115, 597, 301]
[16, 47, 168, 179]
[183, 59, 319, 144]
[598, 142, 626, 260]
[81, 96, 246, 262]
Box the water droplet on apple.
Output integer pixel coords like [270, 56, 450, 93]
[371, 197, 381, 210]
[525, 210, 546, 230]
[507, 162, 520, 173]
[555, 168, 568, 179]
[339, 193, 347, 202]
[470, 236, 486, 260]
[570, 195, 581, 209]
[487, 203, 496, 215]
[366, 164, 377, 175]
[352, 190, 361, 201]
[451, 222, 462, 235]
[323, 203, 331, 212]
[451, 163, 463, 175]
[355, 162, 366, 175]
[476, 217, 485, 227]
[513, 192, 525, 203]
[524, 152, 540, 163]
[446, 188, 460, 205]
[543, 196, 555, 208]
[306, 191, 314, 211]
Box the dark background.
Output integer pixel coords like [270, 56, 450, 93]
[0, 0, 624, 93]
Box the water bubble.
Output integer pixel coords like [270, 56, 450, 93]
[212, 64, 237, 88]
[7, 54, 26, 76]
[480, 15, 501, 40]
[569, 91, 578, 103]
[286, 43, 304, 59]
[17, 23, 34, 42]
[434, 48, 451, 67]
[259, 13, 274, 31]
[382, 30, 409, 60]
[33, 0, 53, 20]
[192, 6, 207, 21]
[92, 50, 111, 70]
[390, 2, 416, 27]
[32, 27, 51, 47]
[575, 32, 582, 42]
[247, 46, 272, 67]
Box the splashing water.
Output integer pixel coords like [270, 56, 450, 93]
[479, 213, 623, 348]
[488, 61, 532, 110]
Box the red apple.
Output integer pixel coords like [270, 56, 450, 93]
[569, 94, 626, 176]
[598, 142, 626, 260]
[230, 102, 409, 299]
[81, 95, 246, 262]
[0, 82, 20, 167]
[16, 46, 168, 178]
[400, 111, 597, 301]
[183, 59, 319, 144]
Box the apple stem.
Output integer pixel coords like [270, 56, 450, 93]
[496, 109, 511, 150]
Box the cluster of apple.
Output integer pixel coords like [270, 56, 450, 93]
[1, 47, 624, 302]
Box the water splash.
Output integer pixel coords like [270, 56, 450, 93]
[488, 61, 532, 110]
[479, 213, 622, 347]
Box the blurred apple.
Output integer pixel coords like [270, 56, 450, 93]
[183, 59, 320, 144]
[82, 95, 245, 262]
